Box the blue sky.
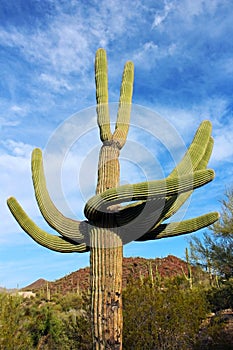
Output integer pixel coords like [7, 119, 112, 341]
[1, 0, 233, 288]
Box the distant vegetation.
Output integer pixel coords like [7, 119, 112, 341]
[1, 268, 232, 349]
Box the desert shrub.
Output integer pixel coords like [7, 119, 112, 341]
[0, 291, 92, 349]
[206, 279, 233, 312]
[123, 277, 208, 350]
[0, 292, 33, 349]
[26, 292, 91, 349]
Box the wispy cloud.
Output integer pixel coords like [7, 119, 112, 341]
[152, 1, 174, 28]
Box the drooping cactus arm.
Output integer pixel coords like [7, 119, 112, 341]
[7, 197, 89, 253]
[95, 48, 112, 142]
[112, 60, 134, 149]
[84, 169, 214, 221]
[136, 212, 220, 241]
[31, 148, 86, 242]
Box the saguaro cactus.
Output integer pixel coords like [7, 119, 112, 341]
[7, 48, 219, 349]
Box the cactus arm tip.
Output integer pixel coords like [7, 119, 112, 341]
[7, 197, 88, 253]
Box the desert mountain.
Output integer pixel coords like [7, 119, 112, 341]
[22, 255, 193, 294]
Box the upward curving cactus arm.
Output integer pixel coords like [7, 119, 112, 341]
[112, 60, 134, 149]
[169, 120, 212, 177]
[31, 148, 87, 242]
[196, 136, 214, 170]
[159, 121, 214, 223]
[95, 48, 134, 148]
[116, 121, 214, 226]
[84, 169, 215, 221]
[136, 212, 220, 241]
[95, 48, 112, 142]
[7, 197, 89, 253]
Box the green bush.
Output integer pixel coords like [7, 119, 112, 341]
[0, 291, 92, 349]
[0, 293, 33, 350]
[123, 278, 209, 350]
[206, 279, 233, 312]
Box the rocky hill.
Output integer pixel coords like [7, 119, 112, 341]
[22, 255, 194, 295]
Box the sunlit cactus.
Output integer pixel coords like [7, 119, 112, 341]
[7, 48, 219, 350]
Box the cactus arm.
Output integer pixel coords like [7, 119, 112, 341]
[169, 120, 212, 177]
[196, 136, 214, 170]
[84, 169, 214, 221]
[161, 136, 214, 222]
[136, 212, 220, 241]
[31, 148, 86, 241]
[160, 122, 214, 223]
[86, 122, 214, 224]
[7, 197, 88, 253]
[95, 48, 112, 142]
[112, 61, 134, 149]
[117, 122, 214, 214]
[95, 48, 134, 147]
[116, 197, 177, 231]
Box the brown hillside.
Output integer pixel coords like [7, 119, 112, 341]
[22, 278, 48, 291]
[22, 255, 192, 295]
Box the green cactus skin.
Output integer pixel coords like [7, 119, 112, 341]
[7, 48, 219, 350]
[136, 212, 220, 241]
[31, 148, 88, 242]
[7, 197, 88, 253]
[113, 60, 134, 149]
[95, 48, 112, 142]
[84, 169, 214, 222]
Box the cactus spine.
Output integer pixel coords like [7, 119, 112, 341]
[7, 49, 219, 349]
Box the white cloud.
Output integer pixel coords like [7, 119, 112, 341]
[0, 0, 143, 76]
[132, 41, 177, 70]
[0, 141, 38, 241]
[0, 102, 29, 130]
[213, 133, 233, 162]
[151, 100, 233, 171]
[0, 26, 90, 74]
[175, 0, 222, 22]
[1, 139, 34, 157]
[10, 105, 25, 113]
[39, 73, 72, 92]
[152, 1, 174, 28]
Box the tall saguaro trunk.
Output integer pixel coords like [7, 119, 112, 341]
[90, 144, 123, 349]
[90, 229, 123, 349]
[89, 49, 134, 349]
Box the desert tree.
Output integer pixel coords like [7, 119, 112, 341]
[190, 189, 233, 280]
[7, 49, 219, 349]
